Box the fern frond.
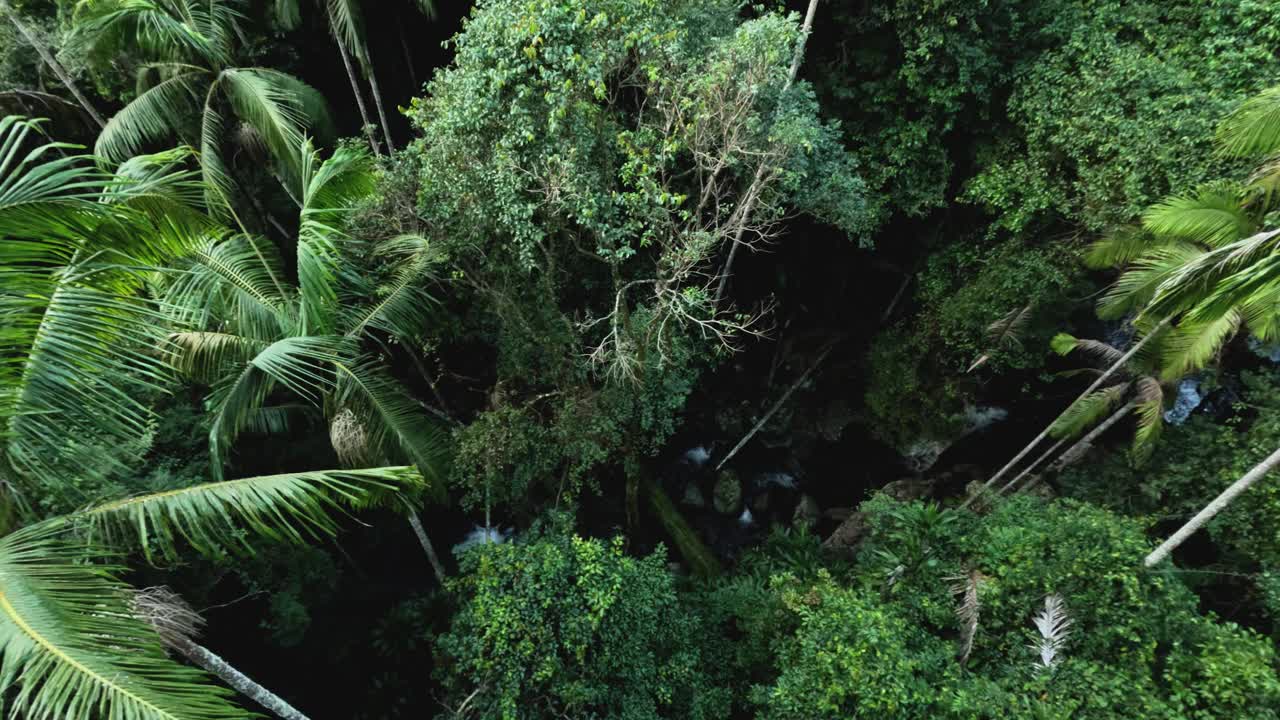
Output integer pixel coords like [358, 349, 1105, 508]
[1030, 593, 1072, 671]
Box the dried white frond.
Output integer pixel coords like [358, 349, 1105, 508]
[329, 407, 370, 466]
[946, 569, 985, 666]
[132, 586, 203, 649]
[968, 304, 1034, 373]
[1030, 593, 1073, 671]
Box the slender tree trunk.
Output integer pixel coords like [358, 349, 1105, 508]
[644, 477, 722, 578]
[1144, 445, 1280, 567]
[407, 511, 448, 584]
[170, 636, 310, 720]
[366, 65, 396, 153]
[716, 343, 833, 471]
[1, 1, 106, 129]
[995, 437, 1065, 497]
[1043, 401, 1136, 476]
[336, 37, 381, 156]
[962, 318, 1171, 510]
[713, 0, 820, 305]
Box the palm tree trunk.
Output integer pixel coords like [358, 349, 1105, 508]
[0, 1, 106, 129]
[335, 37, 381, 156]
[1016, 401, 1137, 497]
[644, 477, 721, 578]
[169, 635, 310, 720]
[713, 0, 820, 305]
[962, 318, 1170, 510]
[995, 437, 1065, 497]
[408, 511, 448, 584]
[1144, 445, 1280, 567]
[366, 65, 396, 153]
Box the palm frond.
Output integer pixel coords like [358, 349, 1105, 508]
[325, 0, 370, 69]
[76, 466, 424, 561]
[1159, 309, 1242, 381]
[274, 0, 301, 29]
[1218, 84, 1280, 159]
[1141, 182, 1254, 248]
[1131, 376, 1165, 466]
[165, 331, 268, 383]
[163, 234, 290, 339]
[1098, 242, 1206, 320]
[343, 234, 442, 339]
[220, 68, 331, 193]
[0, 522, 249, 720]
[297, 140, 375, 334]
[1084, 225, 1157, 270]
[333, 357, 451, 491]
[1145, 229, 1280, 321]
[1050, 333, 1123, 367]
[1049, 383, 1130, 440]
[72, 0, 236, 67]
[947, 569, 984, 667]
[96, 71, 207, 164]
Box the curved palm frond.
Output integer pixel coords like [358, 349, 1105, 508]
[1131, 376, 1165, 466]
[165, 331, 268, 383]
[75, 466, 424, 561]
[343, 234, 442, 339]
[1141, 182, 1254, 248]
[163, 233, 290, 339]
[333, 357, 451, 491]
[96, 70, 208, 164]
[0, 522, 249, 720]
[1218, 84, 1280, 159]
[72, 0, 238, 68]
[1098, 242, 1205, 320]
[1144, 229, 1280, 321]
[1159, 309, 1242, 381]
[297, 140, 375, 333]
[326, 0, 370, 68]
[220, 68, 331, 193]
[1050, 333, 1124, 367]
[1085, 225, 1157, 270]
[1049, 383, 1131, 440]
[274, 0, 301, 29]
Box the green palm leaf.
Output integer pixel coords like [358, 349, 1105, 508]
[1131, 376, 1165, 466]
[75, 466, 424, 561]
[0, 522, 250, 720]
[1218, 84, 1280, 159]
[1098, 242, 1205, 320]
[297, 140, 375, 333]
[1159, 309, 1242, 381]
[342, 235, 441, 339]
[220, 68, 329, 193]
[1049, 383, 1131, 440]
[1084, 225, 1157, 270]
[1141, 182, 1254, 248]
[96, 70, 208, 164]
[333, 358, 451, 490]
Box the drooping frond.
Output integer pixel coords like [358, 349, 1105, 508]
[967, 303, 1033, 373]
[162, 233, 290, 339]
[198, 85, 236, 215]
[0, 522, 250, 720]
[1159, 309, 1242, 381]
[1141, 182, 1254, 248]
[333, 357, 451, 490]
[273, 0, 301, 30]
[947, 569, 984, 667]
[1144, 229, 1280, 321]
[1049, 333, 1123, 367]
[165, 331, 268, 383]
[72, 0, 239, 67]
[95, 70, 208, 164]
[1218, 84, 1280, 159]
[1030, 593, 1072, 672]
[220, 68, 332, 193]
[1238, 282, 1280, 342]
[1131, 376, 1165, 466]
[1084, 225, 1157, 270]
[1049, 383, 1130, 440]
[1098, 242, 1205, 320]
[75, 466, 424, 561]
[325, 0, 371, 68]
[297, 140, 375, 334]
[343, 234, 442, 339]
[0, 118, 196, 489]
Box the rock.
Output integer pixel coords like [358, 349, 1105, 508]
[879, 476, 934, 501]
[823, 511, 868, 552]
[681, 482, 706, 509]
[793, 494, 820, 530]
[751, 492, 770, 514]
[713, 469, 743, 515]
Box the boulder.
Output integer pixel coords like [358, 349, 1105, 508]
[712, 469, 742, 515]
[793, 494, 820, 530]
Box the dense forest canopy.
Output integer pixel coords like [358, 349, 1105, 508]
[3, 0, 1280, 717]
